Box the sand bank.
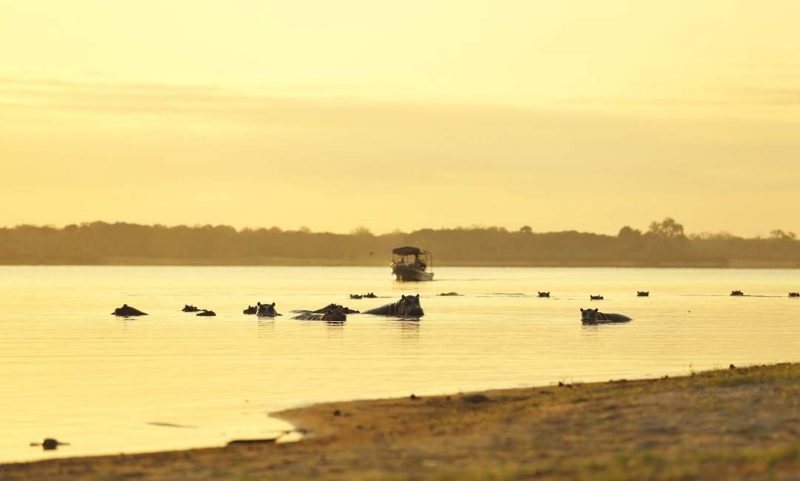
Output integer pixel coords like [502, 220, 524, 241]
[2, 363, 799, 480]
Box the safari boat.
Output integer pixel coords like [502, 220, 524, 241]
[391, 246, 434, 282]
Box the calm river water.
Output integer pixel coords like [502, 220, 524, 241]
[1, 266, 798, 462]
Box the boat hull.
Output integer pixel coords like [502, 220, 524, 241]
[392, 266, 434, 282]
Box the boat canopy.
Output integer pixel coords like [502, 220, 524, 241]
[392, 246, 428, 256]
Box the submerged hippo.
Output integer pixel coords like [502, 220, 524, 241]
[538, 291, 550, 298]
[580, 308, 632, 325]
[301, 303, 359, 314]
[637, 291, 650, 297]
[112, 304, 147, 317]
[363, 294, 424, 318]
[182, 305, 200, 312]
[197, 309, 216, 317]
[590, 295, 604, 301]
[293, 305, 348, 323]
[790, 292, 800, 298]
[30, 438, 69, 451]
[243, 305, 257, 315]
[256, 302, 281, 318]
[350, 293, 377, 300]
[731, 290, 744, 296]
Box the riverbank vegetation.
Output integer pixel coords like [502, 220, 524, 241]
[1, 218, 799, 267]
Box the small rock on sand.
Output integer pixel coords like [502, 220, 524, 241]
[462, 394, 491, 404]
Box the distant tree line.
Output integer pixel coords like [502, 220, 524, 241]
[0, 218, 798, 267]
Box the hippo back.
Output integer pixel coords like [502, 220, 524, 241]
[112, 304, 147, 317]
[311, 303, 359, 314]
[294, 306, 347, 323]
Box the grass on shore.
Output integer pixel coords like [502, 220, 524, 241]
[2, 363, 799, 481]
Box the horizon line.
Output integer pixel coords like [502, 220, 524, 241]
[2, 219, 796, 240]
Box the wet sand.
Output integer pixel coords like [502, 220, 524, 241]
[2, 363, 799, 480]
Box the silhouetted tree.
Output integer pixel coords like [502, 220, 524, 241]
[648, 218, 686, 240]
[351, 226, 374, 236]
[770, 229, 796, 240]
[618, 226, 642, 239]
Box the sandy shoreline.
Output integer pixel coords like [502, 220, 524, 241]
[2, 363, 799, 480]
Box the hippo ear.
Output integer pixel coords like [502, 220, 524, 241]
[580, 308, 585, 313]
[271, 302, 275, 307]
[401, 295, 405, 299]
[594, 308, 599, 313]
[416, 294, 420, 299]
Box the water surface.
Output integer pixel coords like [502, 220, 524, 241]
[1, 266, 798, 462]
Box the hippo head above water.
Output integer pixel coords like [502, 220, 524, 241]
[580, 308, 632, 324]
[256, 302, 279, 318]
[313, 303, 359, 314]
[580, 308, 600, 323]
[398, 294, 424, 318]
[321, 306, 348, 323]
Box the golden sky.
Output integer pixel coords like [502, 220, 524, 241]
[1, 0, 798, 235]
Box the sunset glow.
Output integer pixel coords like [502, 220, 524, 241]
[1, 0, 798, 234]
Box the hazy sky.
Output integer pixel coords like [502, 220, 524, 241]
[1, 0, 798, 235]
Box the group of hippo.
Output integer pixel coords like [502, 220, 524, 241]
[111, 288, 800, 327]
[531, 291, 641, 324]
[113, 295, 626, 326]
[181, 305, 216, 316]
[732, 290, 800, 297]
[112, 295, 425, 323]
[537, 291, 649, 299]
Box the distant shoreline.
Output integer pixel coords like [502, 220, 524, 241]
[2, 220, 800, 268]
[3, 362, 798, 480]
